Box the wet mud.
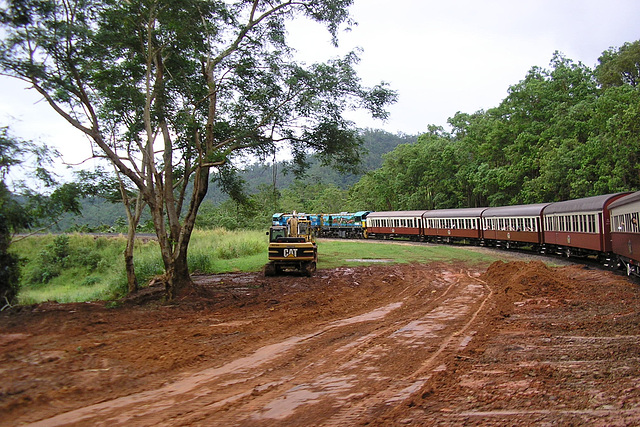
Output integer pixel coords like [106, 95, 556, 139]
[1, 259, 639, 426]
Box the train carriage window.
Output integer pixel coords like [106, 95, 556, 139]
[633, 213, 639, 233]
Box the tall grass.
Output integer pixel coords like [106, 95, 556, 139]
[10, 231, 497, 305]
[187, 228, 267, 274]
[11, 229, 269, 304]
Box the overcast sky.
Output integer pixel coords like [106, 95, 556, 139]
[1, 0, 639, 167]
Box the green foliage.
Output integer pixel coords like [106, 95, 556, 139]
[11, 230, 270, 303]
[0, 0, 396, 294]
[26, 235, 103, 284]
[354, 44, 640, 210]
[0, 127, 84, 305]
[596, 41, 640, 88]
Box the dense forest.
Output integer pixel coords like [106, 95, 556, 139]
[350, 43, 640, 211]
[67, 41, 640, 231]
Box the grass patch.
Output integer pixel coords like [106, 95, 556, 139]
[10, 231, 498, 304]
[317, 240, 499, 269]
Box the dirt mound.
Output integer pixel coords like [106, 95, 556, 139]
[480, 260, 578, 317]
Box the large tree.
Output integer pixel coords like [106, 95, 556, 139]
[0, 0, 396, 298]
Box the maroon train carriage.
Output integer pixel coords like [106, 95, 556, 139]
[481, 203, 550, 250]
[608, 191, 640, 276]
[422, 208, 486, 244]
[542, 193, 630, 259]
[365, 210, 426, 240]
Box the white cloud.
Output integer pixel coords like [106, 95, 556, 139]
[1, 0, 639, 161]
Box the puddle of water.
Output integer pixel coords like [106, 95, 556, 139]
[255, 375, 356, 420]
[385, 377, 431, 404]
[331, 302, 403, 328]
[210, 320, 252, 328]
[393, 320, 445, 339]
[459, 331, 476, 349]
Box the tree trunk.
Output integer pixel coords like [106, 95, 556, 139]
[124, 228, 138, 294]
[164, 247, 192, 300]
[117, 172, 143, 295]
[158, 166, 209, 300]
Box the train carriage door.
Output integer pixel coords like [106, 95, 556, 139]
[599, 212, 605, 250]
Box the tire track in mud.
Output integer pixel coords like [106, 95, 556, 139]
[299, 273, 492, 427]
[27, 268, 491, 426]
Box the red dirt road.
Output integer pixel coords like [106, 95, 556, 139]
[1, 260, 639, 426]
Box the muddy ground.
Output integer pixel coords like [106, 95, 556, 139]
[1, 248, 639, 426]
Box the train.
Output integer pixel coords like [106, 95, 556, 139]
[272, 190, 640, 278]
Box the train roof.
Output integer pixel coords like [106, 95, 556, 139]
[482, 203, 550, 217]
[368, 210, 427, 218]
[608, 191, 640, 211]
[422, 207, 486, 218]
[544, 193, 630, 215]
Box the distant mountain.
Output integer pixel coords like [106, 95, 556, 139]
[60, 129, 418, 229]
[207, 128, 418, 200]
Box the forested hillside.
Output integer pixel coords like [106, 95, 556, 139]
[349, 43, 640, 211]
[64, 41, 640, 230]
[61, 129, 415, 231]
